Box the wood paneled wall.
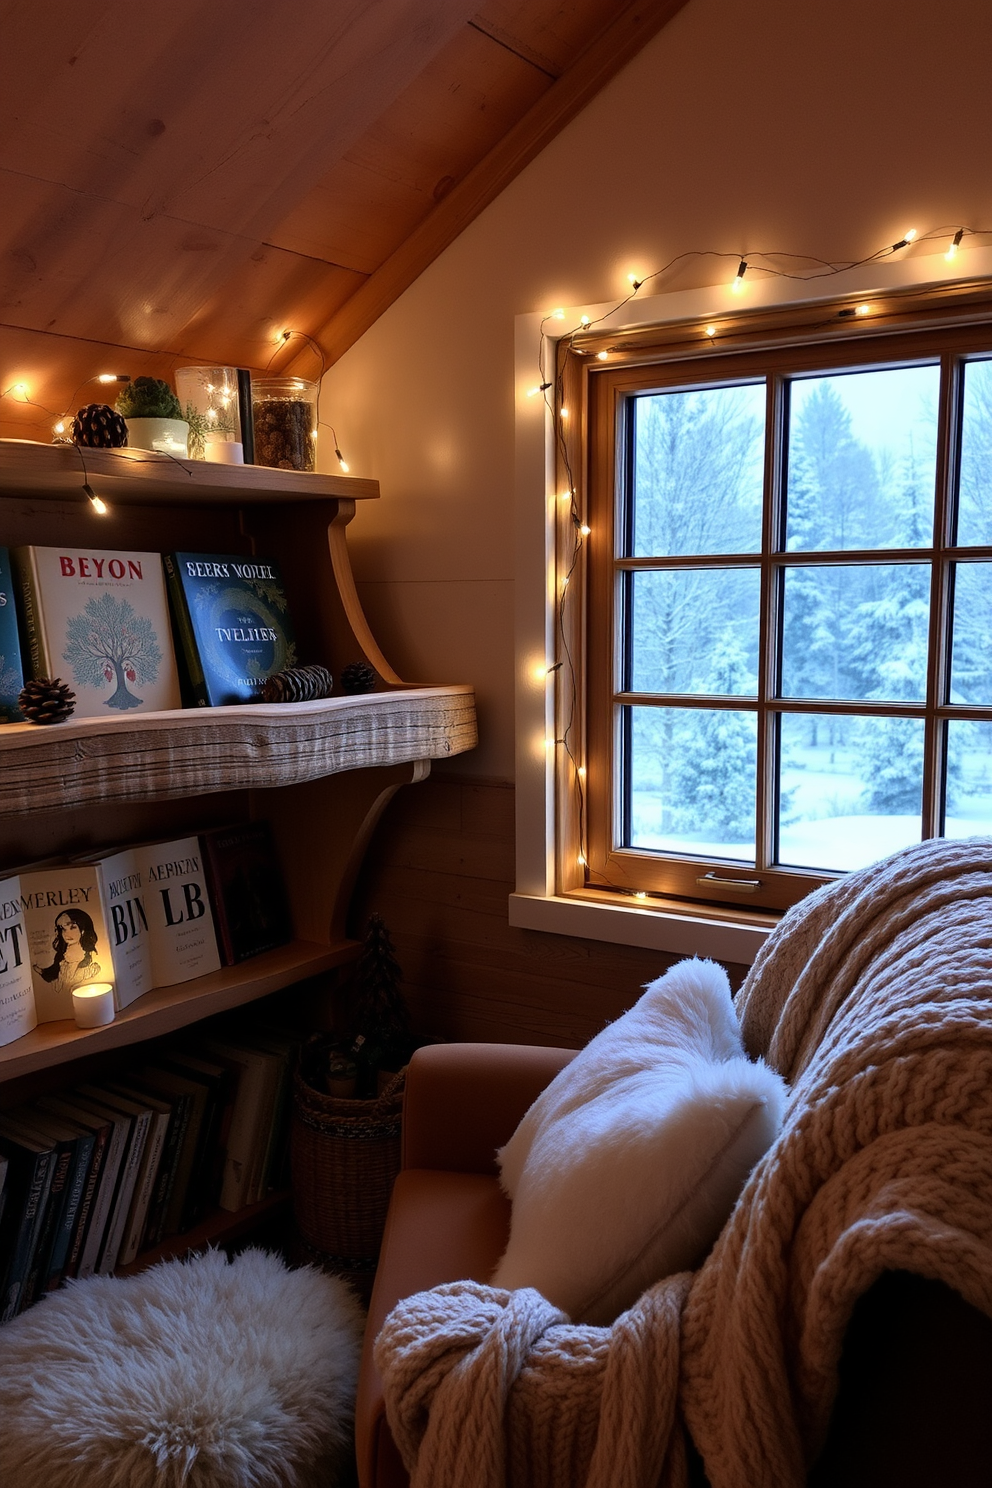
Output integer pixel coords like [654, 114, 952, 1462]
[351, 772, 749, 1050]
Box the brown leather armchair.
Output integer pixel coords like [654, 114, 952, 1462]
[355, 1042, 992, 1488]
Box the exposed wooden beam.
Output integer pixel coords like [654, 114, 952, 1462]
[306, 0, 692, 367]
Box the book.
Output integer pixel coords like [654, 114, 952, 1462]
[13, 1108, 95, 1298]
[135, 836, 221, 987]
[12, 545, 181, 717]
[66, 1093, 133, 1279]
[200, 821, 292, 964]
[0, 546, 25, 722]
[128, 1064, 212, 1237]
[137, 1084, 193, 1248]
[0, 1123, 56, 1319]
[103, 1082, 172, 1266]
[0, 872, 37, 1046]
[74, 1084, 151, 1274]
[19, 864, 115, 1023]
[197, 1037, 282, 1211]
[163, 551, 297, 706]
[35, 1094, 114, 1280]
[73, 846, 152, 1010]
[155, 1048, 234, 1221]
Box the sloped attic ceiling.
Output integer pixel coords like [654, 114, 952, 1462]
[0, 0, 688, 439]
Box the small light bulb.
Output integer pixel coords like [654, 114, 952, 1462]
[946, 228, 964, 262]
[577, 853, 587, 867]
[11, 382, 28, 399]
[206, 407, 217, 420]
[97, 373, 127, 384]
[596, 350, 608, 361]
[546, 736, 556, 750]
[704, 325, 717, 337]
[891, 228, 917, 252]
[731, 259, 748, 293]
[634, 891, 648, 901]
[334, 446, 350, 471]
[552, 308, 565, 320]
[856, 303, 871, 316]
[627, 272, 643, 290]
[580, 524, 591, 537]
[577, 765, 586, 779]
[580, 314, 591, 326]
[560, 406, 569, 419]
[53, 419, 66, 434]
[559, 490, 572, 503]
[82, 482, 108, 515]
[905, 227, 917, 242]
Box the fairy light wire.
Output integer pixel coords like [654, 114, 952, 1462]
[537, 220, 992, 894]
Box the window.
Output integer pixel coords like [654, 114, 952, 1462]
[561, 294, 992, 915]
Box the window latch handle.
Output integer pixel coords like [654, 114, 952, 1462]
[696, 872, 762, 894]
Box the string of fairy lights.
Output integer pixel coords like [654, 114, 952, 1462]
[531, 223, 992, 892]
[0, 328, 351, 516]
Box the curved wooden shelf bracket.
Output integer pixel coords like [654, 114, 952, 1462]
[327, 499, 404, 685]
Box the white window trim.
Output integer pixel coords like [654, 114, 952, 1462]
[510, 243, 992, 966]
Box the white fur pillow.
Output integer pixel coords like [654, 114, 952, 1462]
[492, 958, 787, 1325]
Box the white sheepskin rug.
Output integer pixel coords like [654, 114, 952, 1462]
[0, 1247, 365, 1488]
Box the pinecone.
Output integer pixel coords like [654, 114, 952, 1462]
[18, 677, 77, 725]
[340, 661, 377, 694]
[71, 403, 128, 448]
[259, 664, 333, 703]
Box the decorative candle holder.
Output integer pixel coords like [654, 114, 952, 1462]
[250, 377, 318, 471]
[175, 366, 243, 461]
[71, 982, 116, 1029]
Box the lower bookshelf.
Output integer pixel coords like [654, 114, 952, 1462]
[115, 1190, 292, 1277]
[0, 938, 359, 1083]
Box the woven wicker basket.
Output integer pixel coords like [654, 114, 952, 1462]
[290, 1066, 405, 1295]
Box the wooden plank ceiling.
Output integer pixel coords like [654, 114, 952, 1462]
[0, 0, 688, 440]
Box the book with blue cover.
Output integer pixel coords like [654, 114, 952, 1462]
[0, 547, 25, 722]
[163, 552, 298, 706]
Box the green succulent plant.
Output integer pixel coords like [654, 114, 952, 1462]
[116, 376, 183, 420]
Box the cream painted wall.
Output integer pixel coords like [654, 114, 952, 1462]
[318, 0, 992, 781]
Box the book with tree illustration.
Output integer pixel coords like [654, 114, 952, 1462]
[12, 547, 181, 717]
[0, 547, 25, 722]
[162, 552, 297, 706]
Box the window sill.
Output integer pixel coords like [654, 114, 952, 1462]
[508, 890, 776, 966]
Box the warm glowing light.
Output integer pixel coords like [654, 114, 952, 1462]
[704, 325, 717, 337]
[596, 350, 608, 361]
[577, 853, 587, 867]
[527, 381, 552, 398]
[559, 490, 572, 503]
[580, 315, 591, 326]
[579, 524, 591, 537]
[856, 303, 871, 316]
[9, 382, 28, 399]
[905, 227, 917, 242]
[546, 736, 556, 749]
[560, 406, 569, 419]
[946, 228, 964, 262]
[731, 259, 748, 293]
[53, 419, 66, 435]
[891, 228, 917, 252]
[627, 272, 643, 290]
[577, 766, 586, 779]
[83, 483, 108, 515]
[96, 373, 128, 384]
[551, 309, 565, 320]
[634, 891, 648, 901]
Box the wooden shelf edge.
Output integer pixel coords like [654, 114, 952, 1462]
[0, 439, 379, 505]
[115, 1190, 292, 1277]
[0, 939, 358, 1081]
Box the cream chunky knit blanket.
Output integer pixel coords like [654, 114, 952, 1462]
[375, 837, 992, 1488]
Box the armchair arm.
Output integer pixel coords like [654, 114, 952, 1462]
[401, 1042, 577, 1175]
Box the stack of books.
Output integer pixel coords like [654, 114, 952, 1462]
[0, 1019, 300, 1321]
[0, 824, 293, 1044]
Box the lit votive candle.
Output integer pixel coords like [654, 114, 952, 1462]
[72, 983, 116, 1029]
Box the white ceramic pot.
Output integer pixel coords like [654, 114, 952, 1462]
[125, 417, 190, 457]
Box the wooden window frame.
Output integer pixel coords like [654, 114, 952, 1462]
[554, 281, 992, 916]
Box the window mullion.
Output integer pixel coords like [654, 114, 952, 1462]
[923, 351, 960, 837]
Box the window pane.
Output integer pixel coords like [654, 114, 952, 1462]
[778, 713, 923, 871]
[630, 569, 759, 695]
[781, 564, 930, 702]
[957, 359, 992, 547]
[946, 720, 992, 837]
[950, 562, 992, 703]
[631, 384, 764, 557]
[785, 366, 938, 551]
[626, 705, 756, 861]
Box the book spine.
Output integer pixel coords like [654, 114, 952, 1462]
[0, 1149, 54, 1320]
[10, 548, 49, 680]
[42, 1131, 96, 1292]
[162, 554, 209, 707]
[97, 1110, 150, 1273]
[200, 836, 236, 965]
[64, 1122, 110, 1279]
[23, 1141, 73, 1305]
[142, 1093, 191, 1247]
[77, 1118, 129, 1279]
[116, 1112, 169, 1267]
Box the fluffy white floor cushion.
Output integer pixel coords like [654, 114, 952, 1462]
[493, 958, 787, 1324]
[0, 1247, 365, 1488]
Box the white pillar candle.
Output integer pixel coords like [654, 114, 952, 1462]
[204, 438, 244, 465]
[72, 982, 116, 1029]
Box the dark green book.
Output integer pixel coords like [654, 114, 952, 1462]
[0, 547, 25, 722]
[0, 1124, 55, 1319]
[163, 552, 297, 706]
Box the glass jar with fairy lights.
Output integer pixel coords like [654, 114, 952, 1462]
[250, 377, 318, 472]
[174, 366, 243, 463]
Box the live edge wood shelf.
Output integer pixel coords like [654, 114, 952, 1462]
[0, 439, 478, 1109]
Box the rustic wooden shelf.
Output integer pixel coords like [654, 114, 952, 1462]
[0, 439, 379, 505]
[115, 1190, 292, 1278]
[0, 940, 356, 1081]
[0, 686, 477, 815]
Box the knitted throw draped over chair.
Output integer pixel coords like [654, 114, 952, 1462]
[375, 836, 992, 1488]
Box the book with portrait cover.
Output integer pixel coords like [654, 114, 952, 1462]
[19, 865, 115, 1024]
[12, 546, 181, 718]
[0, 873, 37, 1046]
[163, 552, 297, 706]
[0, 547, 25, 722]
[199, 821, 292, 964]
